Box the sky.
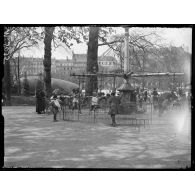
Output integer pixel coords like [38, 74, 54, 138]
[157, 28, 192, 52]
[20, 27, 192, 59]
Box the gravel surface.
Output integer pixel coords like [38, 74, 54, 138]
[3, 106, 191, 169]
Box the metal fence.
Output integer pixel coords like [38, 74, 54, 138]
[60, 101, 153, 128]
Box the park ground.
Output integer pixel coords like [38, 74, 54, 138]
[2, 106, 191, 169]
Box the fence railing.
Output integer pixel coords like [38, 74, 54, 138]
[60, 101, 153, 128]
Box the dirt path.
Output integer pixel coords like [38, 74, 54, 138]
[3, 106, 191, 168]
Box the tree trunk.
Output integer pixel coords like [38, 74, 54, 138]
[17, 54, 21, 95]
[4, 32, 11, 106]
[43, 27, 54, 98]
[85, 27, 99, 96]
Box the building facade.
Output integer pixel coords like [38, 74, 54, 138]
[10, 54, 119, 79]
[72, 53, 87, 72]
[72, 54, 119, 73]
[10, 57, 45, 78]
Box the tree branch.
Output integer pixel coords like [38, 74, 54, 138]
[98, 35, 123, 46]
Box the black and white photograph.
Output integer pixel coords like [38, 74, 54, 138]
[1, 25, 193, 169]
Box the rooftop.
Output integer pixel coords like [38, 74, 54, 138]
[73, 54, 87, 62]
[73, 54, 117, 62]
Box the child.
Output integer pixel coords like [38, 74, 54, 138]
[90, 92, 99, 112]
[50, 94, 61, 122]
[72, 93, 79, 110]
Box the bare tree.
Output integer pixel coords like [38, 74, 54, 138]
[98, 30, 164, 71]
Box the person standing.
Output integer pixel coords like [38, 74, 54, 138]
[77, 91, 82, 114]
[36, 89, 46, 114]
[144, 90, 148, 102]
[72, 92, 79, 110]
[90, 92, 99, 112]
[171, 90, 178, 102]
[50, 94, 62, 122]
[138, 92, 144, 111]
[152, 88, 159, 111]
[108, 91, 121, 127]
[35, 89, 39, 113]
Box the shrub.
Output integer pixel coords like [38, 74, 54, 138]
[11, 96, 36, 106]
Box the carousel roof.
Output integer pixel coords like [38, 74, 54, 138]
[117, 82, 134, 91]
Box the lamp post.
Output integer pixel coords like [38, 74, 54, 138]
[124, 27, 129, 74]
[117, 27, 136, 114]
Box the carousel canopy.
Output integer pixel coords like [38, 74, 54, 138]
[117, 82, 134, 91]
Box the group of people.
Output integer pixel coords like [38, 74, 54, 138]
[151, 87, 190, 117]
[50, 89, 121, 126]
[37, 88, 120, 125]
[35, 88, 154, 126]
[86, 90, 121, 127]
[133, 86, 191, 117]
[35, 88, 63, 121]
[35, 86, 191, 124]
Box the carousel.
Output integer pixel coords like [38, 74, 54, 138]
[70, 27, 184, 116]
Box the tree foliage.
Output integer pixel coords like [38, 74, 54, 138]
[4, 26, 189, 98]
[56, 27, 164, 93]
[57, 26, 117, 95]
[98, 29, 164, 72]
[4, 27, 42, 104]
[4, 27, 42, 60]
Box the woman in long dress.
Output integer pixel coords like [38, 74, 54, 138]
[36, 89, 45, 114]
